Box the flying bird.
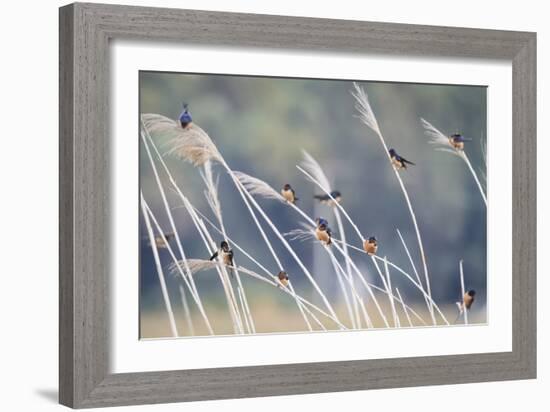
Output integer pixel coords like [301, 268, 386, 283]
[363, 236, 378, 256]
[449, 133, 472, 150]
[281, 183, 299, 204]
[179, 103, 193, 129]
[314, 190, 342, 205]
[277, 271, 289, 287]
[389, 148, 415, 170]
[209, 240, 235, 276]
[315, 218, 332, 246]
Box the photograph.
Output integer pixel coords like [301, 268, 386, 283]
[139, 72, 487, 339]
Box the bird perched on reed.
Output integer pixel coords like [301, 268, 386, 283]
[277, 271, 289, 287]
[209, 241, 235, 276]
[314, 190, 342, 205]
[150, 232, 174, 249]
[363, 236, 378, 256]
[389, 148, 415, 170]
[141, 105, 222, 167]
[315, 218, 332, 245]
[448, 133, 472, 151]
[179, 103, 193, 129]
[456, 290, 476, 313]
[281, 183, 299, 204]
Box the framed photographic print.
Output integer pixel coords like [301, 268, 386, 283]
[59, 2, 536, 408]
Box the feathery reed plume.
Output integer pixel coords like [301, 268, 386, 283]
[395, 288, 413, 327]
[284, 227, 316, 242]
[140, 192, 179, 337]
[352, 82, 436, 325]
[421, 118, 487, 206]
[141, 113, 222, 166]
[300, 150, 360, 327]
[141, 128, 214, 334]
[233, 171, 286, 203]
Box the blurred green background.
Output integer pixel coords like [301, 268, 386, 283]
[139, 72, 487, 338]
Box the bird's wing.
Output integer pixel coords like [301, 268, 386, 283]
[401, 157, 415, 165]
[209, 251, 218, 261]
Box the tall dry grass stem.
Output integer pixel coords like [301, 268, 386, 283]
[352, 83, 436, 325]
[140, 130, 214, 334]
[459, 259, 468, 325]
[140, 192, 179, 337]
[421, 118, 487, 206]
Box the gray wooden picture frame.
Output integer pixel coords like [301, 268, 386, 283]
[59, 2, 536, 408]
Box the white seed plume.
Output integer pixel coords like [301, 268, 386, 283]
[141, 113, 222, 166]
[233, 171, 286, 202]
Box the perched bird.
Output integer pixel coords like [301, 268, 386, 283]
[363, 236, 378, 256]
[281, 183, 299, 204]
[150, 232, 174, 249]
[314, 190, 342, 205]
[315, 219, 332, 246]
[456, 290, 476, 313]
[209, 241, 235, 276]
[277, 271, 289, 287]
[179, 103, 193, 129]
[389, 148, 415, 170]
[449, 133, 472, 151]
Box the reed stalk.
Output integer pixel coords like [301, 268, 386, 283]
[140, 128, 214, 334]
[142, 126, 243, 334]
[459, 259, 468, 325]
[352, 83, 436, 325]
[140, 192, 179, 337]
[396, 228, 431, 319]
[201, 161, 256, 333]
[190, 206, 331, 330]
[421, 118, 487, 206]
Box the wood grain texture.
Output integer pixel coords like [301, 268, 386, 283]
[59, 2, 537, 408]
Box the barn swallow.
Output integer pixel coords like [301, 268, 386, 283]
[150, 232, 174, 249]
[363, 236, 378, 256]
[209, 240, 235, 276]
[314, 190, 342, 205]
[315, 219, 332, 245]
[389, 148, 415, 170]
[456, 289, 476, 313]
[179, 103, 193, 129]
[281, 183, 299, 204]
[449, 133, 472, 151]
[277, 271, 289, 288]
